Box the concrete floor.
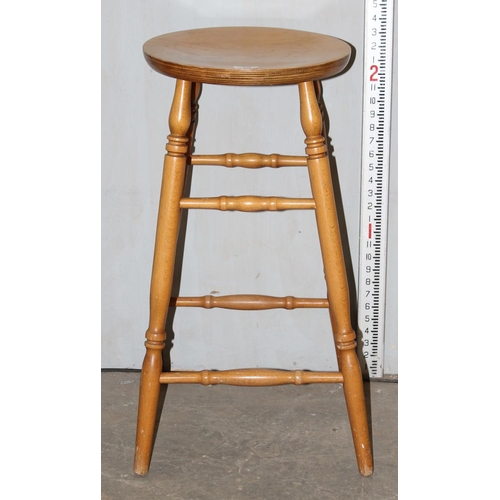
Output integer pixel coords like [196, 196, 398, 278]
[102, 371, 397, 499]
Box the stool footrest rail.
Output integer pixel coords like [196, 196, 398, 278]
[191, 153, 308, 168]
[179, 196, 315, 211]
[159, 369, 344, 386]
[170, 294, 329, 310]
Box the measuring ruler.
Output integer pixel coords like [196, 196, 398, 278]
[357, 0, 395, 378]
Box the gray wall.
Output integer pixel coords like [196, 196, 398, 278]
[102, 0, 397, 375]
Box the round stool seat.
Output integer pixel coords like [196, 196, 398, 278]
[143, 27, 351, 86]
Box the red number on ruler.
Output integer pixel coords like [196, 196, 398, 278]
[370, 65, 379, 81]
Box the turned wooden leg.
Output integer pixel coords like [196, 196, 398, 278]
[134, 79, 193, 475]
[299, 81, 373, 476]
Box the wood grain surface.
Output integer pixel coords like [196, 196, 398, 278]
[143, 27, 351, 85]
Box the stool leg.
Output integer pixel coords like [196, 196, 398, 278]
[134, 79, 193, 475]
[299, 81, 374, 476]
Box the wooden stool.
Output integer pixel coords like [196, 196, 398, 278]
[134, 27, 373, 477]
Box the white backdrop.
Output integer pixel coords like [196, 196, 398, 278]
[101, 0, 398, 374]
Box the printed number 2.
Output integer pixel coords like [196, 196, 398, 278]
[370, 65, 379, 81]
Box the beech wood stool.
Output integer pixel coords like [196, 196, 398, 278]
[134, 27, 373, 477]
